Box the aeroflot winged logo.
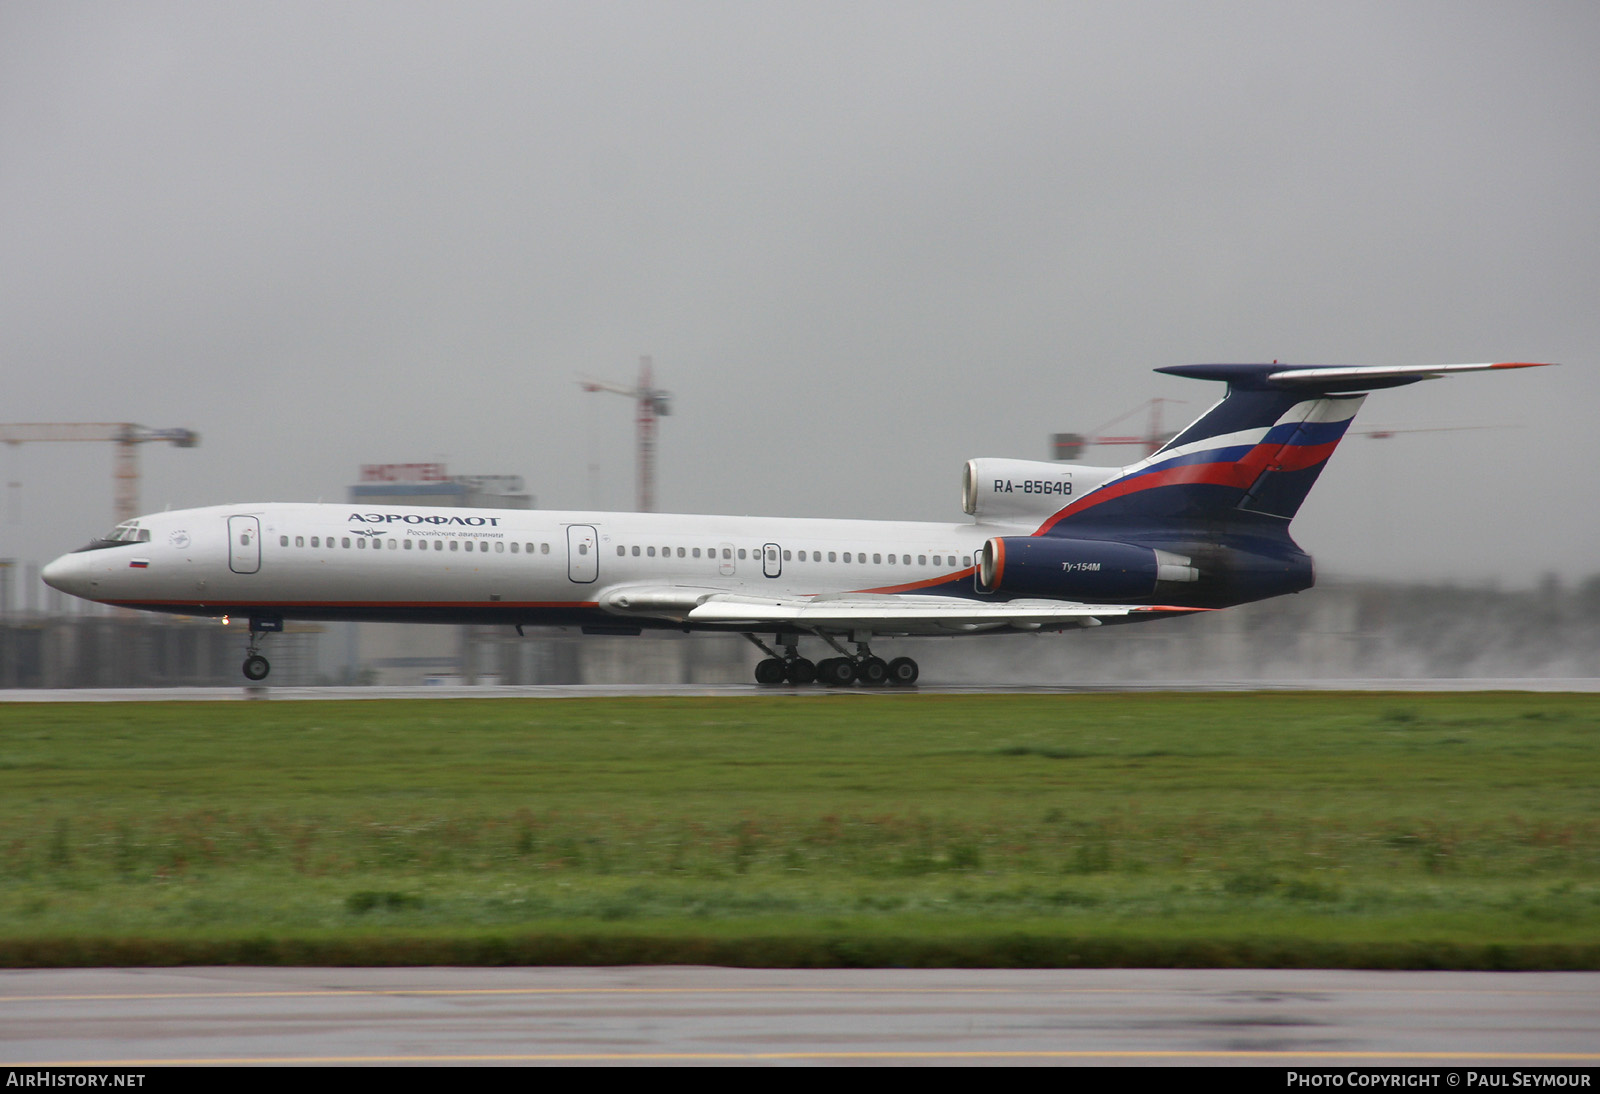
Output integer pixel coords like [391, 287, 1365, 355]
[348, 513, 503, 526]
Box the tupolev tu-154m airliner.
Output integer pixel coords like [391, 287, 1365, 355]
[42, 362, 1548, 685]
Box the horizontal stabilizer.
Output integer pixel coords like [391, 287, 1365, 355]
[1265, 362, 1551, 389]
[1157, 361, 1553, 394]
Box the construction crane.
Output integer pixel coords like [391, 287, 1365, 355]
[0, 423, 199, 526]
[1053, 397, 1185, 461]
[577, 356, 671, 512]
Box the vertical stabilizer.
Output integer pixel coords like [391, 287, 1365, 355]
[1035, 361, 1549, 535]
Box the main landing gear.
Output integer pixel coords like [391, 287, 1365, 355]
[743, 633, 919, 688]
[239, 615, 284, 682]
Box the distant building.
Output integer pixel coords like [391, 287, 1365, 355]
[350, 463, 533, 510]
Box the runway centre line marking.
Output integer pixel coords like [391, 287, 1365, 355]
[12, 1050, 1600, 1065]
[5, 984, 1595, 1004]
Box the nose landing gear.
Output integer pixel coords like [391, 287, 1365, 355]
[240, 615, 284, 682]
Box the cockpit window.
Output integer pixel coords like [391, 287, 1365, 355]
[74, 521, 152, 553]
[101, 523, 151, 544]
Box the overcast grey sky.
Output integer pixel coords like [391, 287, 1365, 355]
[2, 0, 1593, 591]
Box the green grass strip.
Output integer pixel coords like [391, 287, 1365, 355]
[0, 692, 1595, 968]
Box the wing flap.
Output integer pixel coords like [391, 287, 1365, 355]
[598, 583, 1205, 633]
[685, 592, 1195, 633]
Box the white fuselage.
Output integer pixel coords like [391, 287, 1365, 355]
[42, 502, 996, 629]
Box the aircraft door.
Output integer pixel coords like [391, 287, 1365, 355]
[567, 524, 598, 583]
[763, 543, 782, 578]
[228, 516, 261, 575]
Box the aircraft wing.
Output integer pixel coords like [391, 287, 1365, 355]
[596, 585, 1200, 635]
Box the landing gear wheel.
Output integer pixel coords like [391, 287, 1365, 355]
[242, 655, 270, 682]
[785, 658, 817, 685]
[818, 657, 856, 687]
[755, 657, 787, 685]
[856, 656, 889, 687]
[887, 656, 920, 686]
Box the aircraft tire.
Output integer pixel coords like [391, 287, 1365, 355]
[754, 657, 787, 685]
[818, 657, 855, 686]
[856, 656, 889, 687]
[887, 656, 919, 686]
[242, 655, 270, 682]
[785, 658, 817, 685]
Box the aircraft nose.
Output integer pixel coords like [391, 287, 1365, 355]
[41, 555, 67, 590]
[41, 553, 90, 597]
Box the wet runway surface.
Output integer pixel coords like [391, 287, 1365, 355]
[4, 678, 1599, 701]
[3, 966, 1599, 1067]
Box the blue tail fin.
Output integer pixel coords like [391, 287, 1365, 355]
[1036, 362, 1547, 534]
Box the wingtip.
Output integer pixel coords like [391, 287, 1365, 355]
[1490, 361, 1555, 369]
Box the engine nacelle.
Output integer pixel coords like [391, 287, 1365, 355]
[978, 535, 1198, 600]
[962, 458, 1123, 523]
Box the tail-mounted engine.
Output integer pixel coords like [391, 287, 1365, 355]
[962, 458, 1123, 524]
[977, 535, 1198, 600]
